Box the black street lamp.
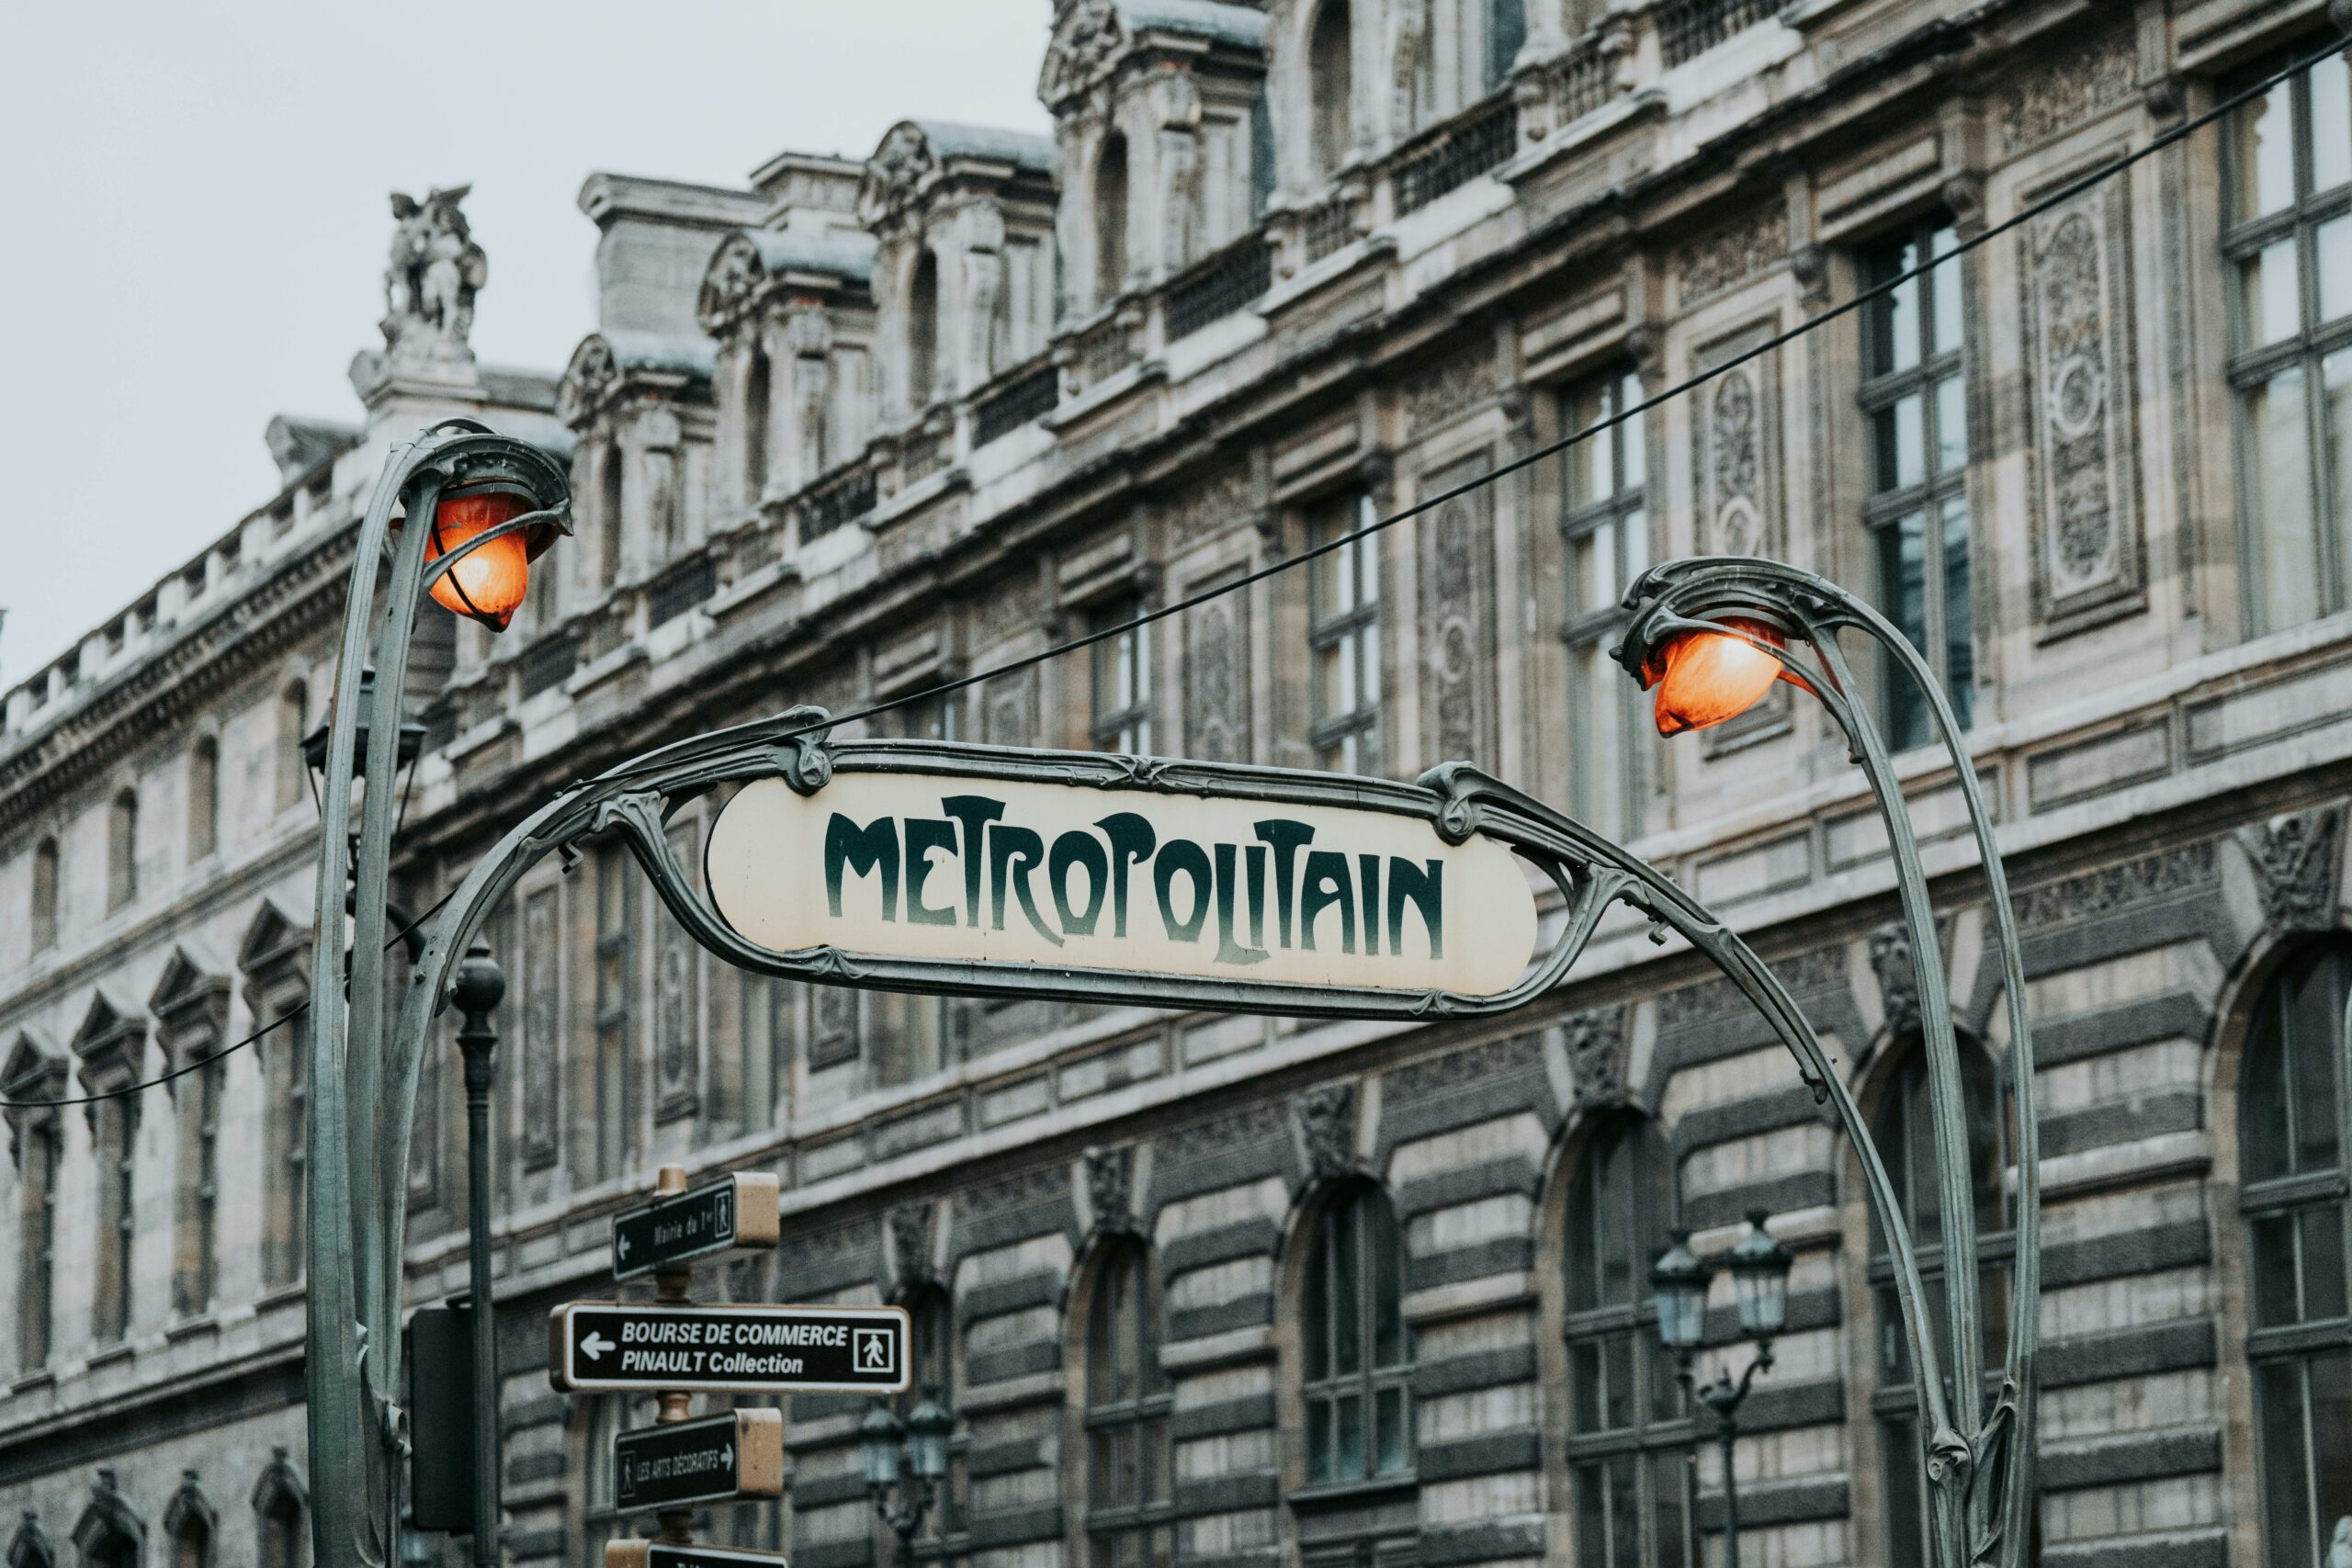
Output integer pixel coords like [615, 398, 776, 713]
[1651, 1211, 1794, 1568]
[861, 1393, 952, 1568]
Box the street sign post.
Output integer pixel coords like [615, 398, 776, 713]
[616, 1409, 785, 1512]
[612, 1171, 781, 1280]
[606, 1543, 793, 1568]
[549, 1302, 911, 1394]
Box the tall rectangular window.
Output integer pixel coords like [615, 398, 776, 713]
[188, 738, 219, 862]
[93, 1100, 136, 1342]
[594, 843, 635, 1183]
[1091, 599, 1153, 754]
[1860, 221, 1973, 753]
[1308, 493, 1382, 773]
[174, 1055, 221, 1316]
[30, 838, 59, 953]
[1562, 368, 1650, 840]
[2228, 51, 2352, 630]
[17, 1119, 57, 1370]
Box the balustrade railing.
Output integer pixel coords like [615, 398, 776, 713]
[1552, 31, 1626, 126]
[1391, 96, 1519, 216]
[1303, 192, 1358, 263]
[973, 362, 1060, 446]
[1166, 237, 1274, 341]
[799, 462, 877, 544]
[518, 634, 576, 698]
[1070, 310, 1142, 389]
[1658, 0, 1777, 67]
[647, 554, 716, 626]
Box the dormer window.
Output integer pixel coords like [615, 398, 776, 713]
[1095, 132, 1130, 303]
[1309, 0, 1353, 180]
[910, 250, 941, 409]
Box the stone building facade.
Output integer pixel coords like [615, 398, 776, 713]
[4, 3, 2351, 1568]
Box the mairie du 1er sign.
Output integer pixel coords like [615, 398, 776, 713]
[706, 772, 1539, 998]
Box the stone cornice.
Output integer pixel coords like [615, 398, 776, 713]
[0, 523, 355, 843]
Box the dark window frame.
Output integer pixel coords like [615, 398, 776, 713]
[1560, 367, 1652, 842]
[1298, 1180, 1415, 1490]
[1306, 493, 1383, 775]
[2222, 49, 2352, 630]
[1858, 219, 1974, 752]
[1083, 1238, 1175, 1568]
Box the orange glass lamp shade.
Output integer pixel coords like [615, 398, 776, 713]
[425, 491, 535, 631]
[1644, 618, 1794, 736]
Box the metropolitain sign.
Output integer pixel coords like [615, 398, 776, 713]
[706, 762, 1542, 1002]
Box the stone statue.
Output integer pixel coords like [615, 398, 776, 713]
[381, 186, 486, 360]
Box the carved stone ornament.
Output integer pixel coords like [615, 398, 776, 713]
[697, 232, 767, 331]
[1563, 1007, 1627, 1109]
[1085, 1145, 1134, 1235]
[1184, 594, 1248, 763]
[2021, 179, 2144, 634]
[2000, 25, 2136, 153]
[890, 1201, 938, 1290]
[859, 122, 937, 231]
[1419, 452, 1495, 764]
[559, 335, 620, 428]
[1869, 921, 1924, 1039]
[1295, 1083, 1359, 1180]
[1677, 207, 1789, 306]
[380, 186, 487, 362]
[1040, 0, 1127, 107]
[1403, 345, 1493, 433]
[2242, 807, 2344, 931]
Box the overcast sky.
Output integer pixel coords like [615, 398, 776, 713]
[0, 2, 1053, 684]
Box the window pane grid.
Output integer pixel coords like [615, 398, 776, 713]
[1086, 1243, 1172, 1562]
[1563, 369, 1649, 840]
[2227, 53, 2352, 629]
[1860, 220, 1973, 751]
[1309, 496, 1382, 773]
[1301, 1185, 1413, 1486]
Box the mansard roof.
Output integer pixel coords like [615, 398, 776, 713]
[1040, 0, 1267, 107]
[857, 118, 1059, 233]
[558, 330, 719, 425]
[902, 119, 1057, 174]
[696, 221, 877, 332]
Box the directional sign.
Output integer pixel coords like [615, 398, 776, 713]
[612, 1172, 780, 1281]
[605, 1542, 790, 1568]
[549, 1302, 910, 1394]
[615, 1409, 784, 1511]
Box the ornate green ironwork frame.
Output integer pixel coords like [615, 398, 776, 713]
[1617, 554, 2040, 1568]
[308, 431, 2032, 1568]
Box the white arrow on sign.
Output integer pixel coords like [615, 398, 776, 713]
[617, 1234, 631, 1258]
[721, 1444, 733, 1467]
[582, 1331, 616, 1361]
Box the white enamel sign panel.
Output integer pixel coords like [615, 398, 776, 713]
[705, 773, 1541, 998]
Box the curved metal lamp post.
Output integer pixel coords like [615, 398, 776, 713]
[303, 419, 569, 1568]
[1615, 555, 2041, 1568]
[304, 433, 2029, 1568]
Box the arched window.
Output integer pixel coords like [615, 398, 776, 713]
[600, 438, 626, 590]
[71, 1474, 141, 1568]
[1564, 1112, 1687, 1568]
[1307, 0, 1354, 181]
[909, 251, 941, 411]
[744, 345, 772, 504]
[1301, 1180, 1411, 1484]
[276, 682, 308, 816]
[2239, 944, 2352, 1568]
[107, 789, 138, 912]
[30, 836, 59, 953]
[1084, 1238, 1172, 1567]
[187, 739, 219, 863]
[1867, 1038, 2010, 1568]
[164, 1474, 215, 1568]
[251, 1450, 307, 1568]
[7, 1513, 57, 1568]
[1094, 133, 1130, 306]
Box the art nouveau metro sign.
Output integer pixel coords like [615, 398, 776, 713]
[707, 771, 1539, 998]
[585, 721, 1604, 1022]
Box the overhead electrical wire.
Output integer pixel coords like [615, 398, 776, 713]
[9, 32, 2345, 1112]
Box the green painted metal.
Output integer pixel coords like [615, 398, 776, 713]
[1618, 555, 2040, 1568]
[308, 426, 2031, 1568]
